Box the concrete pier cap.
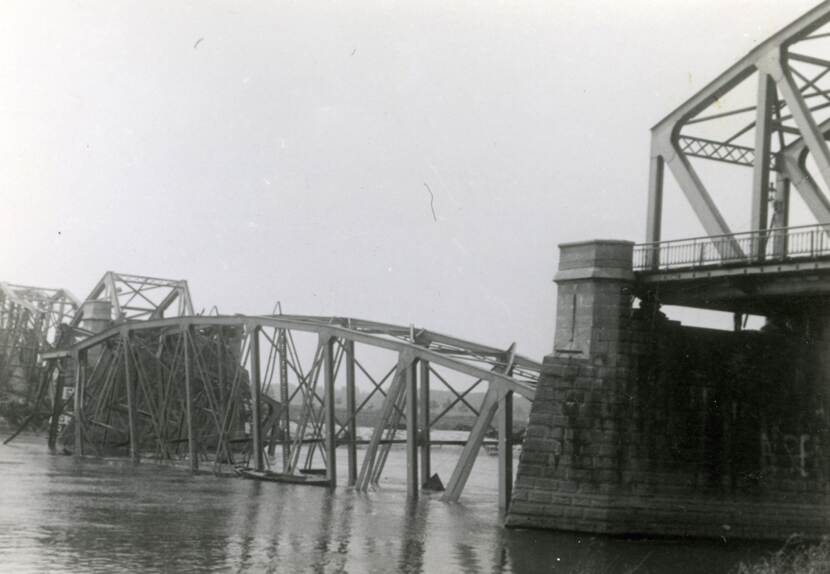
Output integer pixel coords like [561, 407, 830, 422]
[551, 240, 635, 359]
[554, 239, 635, 283]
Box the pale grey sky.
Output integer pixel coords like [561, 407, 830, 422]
[0, 0, 823, 359]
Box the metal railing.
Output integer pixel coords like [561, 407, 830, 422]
[634, 223, 830, 272]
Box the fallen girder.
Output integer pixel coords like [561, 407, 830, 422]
[42, 313, 540, 509]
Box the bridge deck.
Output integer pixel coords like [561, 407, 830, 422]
[633, 224, 830, 313]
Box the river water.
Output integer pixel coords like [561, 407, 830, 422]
[0, 432, 772, 573]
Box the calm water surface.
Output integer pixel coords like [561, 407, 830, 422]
[0, 432, 772, 573]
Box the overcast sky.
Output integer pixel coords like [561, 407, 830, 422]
[0, 0, 824, 360]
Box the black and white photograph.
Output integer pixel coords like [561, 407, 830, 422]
[2, 1, 830, 572]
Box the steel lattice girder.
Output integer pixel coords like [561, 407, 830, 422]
[1, 271, 193, 435]
[0, 282, 78, 413]
[646, 1, 830, 264]
[43, 313, 539, 505]
[70, 271, 193, 327]
[0, 267, 539, 507]
[43, 316, 540, 397]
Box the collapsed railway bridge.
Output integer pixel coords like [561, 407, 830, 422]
[1, 270, 541, 511]
[7, 1, 830, 541]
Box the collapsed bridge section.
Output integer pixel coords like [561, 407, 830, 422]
[2, 272, 196, 444]
[1, 269, 541, 509]
[0, 282, 78, 427]
[41, 313, 540, 508]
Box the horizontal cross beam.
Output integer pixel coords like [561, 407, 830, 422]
[677, 136, 779, 170]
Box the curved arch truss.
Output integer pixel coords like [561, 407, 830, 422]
[39, 314, 540, 507]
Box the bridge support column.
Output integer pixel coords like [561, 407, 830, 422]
[645, 142, 664, 269]
[278, 329, 290, 473]
[73, 350, 86, 456]
[751, 72, 775, 260]
[322, 334, 337, 488]
[406, 359, 418, 498]
[508, 240, 635, 530]
[249, 326, 264, 472]
[183, 327, 197, 471]
[47, 359, 66, 452]
[419, 360, 431, 489]
[123, 333, 139, 463]
[345, 339, 357, 486]
[497, 390, 513, 511]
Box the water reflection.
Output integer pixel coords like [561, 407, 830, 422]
[0, 434, 773, 574]
[38, 456, 241, 572]
[310, 492, 334, 573]
[233, 481, 264, 572]
[487, 527, 509, 574]
[397, 498, 427, 574]
[331, 495, 354, 572]
[453, 542, 481, 574]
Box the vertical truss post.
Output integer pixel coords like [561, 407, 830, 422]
[183, 326, 197, 471]
[646, 145, 664, 269]
[772, 172, 791, 258]
[752, 73, 776, 260]
[344, 339, 357, 486]
[278, 329, 290, 473]
[73, 350, 86, 456]
[497, 390, 513, 511]
[47, 360, 64, 452]
[442, 385, 500, 502]
[123, 332, 138, 462]
[419, 360, 431, 488]
[322, 333, 337, 488]
[405, 358, 418, 498]
[249, 324, 264, 471]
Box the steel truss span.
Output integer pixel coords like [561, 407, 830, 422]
[1, 271, 194, 443]
[40, 314, 540, 509]
[646, 1, 830, 268]
[71, 271, 193, 325]
[0, 283, 79, 424]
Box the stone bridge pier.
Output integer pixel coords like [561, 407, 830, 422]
[506, 240, 830, 540]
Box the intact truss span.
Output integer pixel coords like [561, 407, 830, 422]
[645, 1, 830, 268]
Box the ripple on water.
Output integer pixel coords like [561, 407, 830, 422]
[0, 433, 774, 574]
